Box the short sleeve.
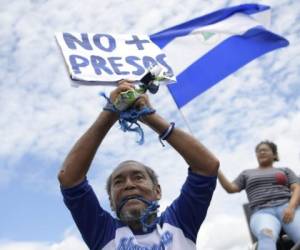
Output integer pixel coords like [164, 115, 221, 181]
[283, 167, 300, 185]
[233, 170, 247, 190]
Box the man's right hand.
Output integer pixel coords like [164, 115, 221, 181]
[109, 80, 135, 103]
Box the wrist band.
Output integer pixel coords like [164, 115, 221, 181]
[159, 122, 175, 147]
[103, 101, 117, 113]
[100, 92, 118, 113]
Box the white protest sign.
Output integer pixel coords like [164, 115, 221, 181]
[55, 32, 176, 86]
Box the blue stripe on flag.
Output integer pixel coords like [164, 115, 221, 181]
[167, 28, 289, 108]
[150, 4, 270, 49]
[150, 4, 289, 109]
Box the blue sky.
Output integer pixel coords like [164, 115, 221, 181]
[1, 0, 300, 249]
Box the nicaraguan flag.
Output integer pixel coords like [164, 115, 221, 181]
[150, 4, 289, 109]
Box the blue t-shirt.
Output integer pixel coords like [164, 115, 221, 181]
[61, 170, 217, 250]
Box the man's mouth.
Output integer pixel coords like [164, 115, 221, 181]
[120, 195, 142, 204]
[118, 195, 143, 207]
[116, 195, 145, 218]
[122, 195, 140, 200]
[123, 199, 143, 208]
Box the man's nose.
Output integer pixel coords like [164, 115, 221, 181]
[124, 178, 136, 190]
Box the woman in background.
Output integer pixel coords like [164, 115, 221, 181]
[218, 140, 300, 250]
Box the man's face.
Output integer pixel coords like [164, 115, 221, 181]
[109, 161, 161, 219]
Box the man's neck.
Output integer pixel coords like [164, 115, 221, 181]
[126, 213, 158, 233]
[128, 220, 143, 232]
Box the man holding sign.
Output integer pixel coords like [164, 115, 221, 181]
[58, 81, 219, 250]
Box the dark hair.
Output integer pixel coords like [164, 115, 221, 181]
[255, 140, 279, 161]
[105, 160, 159, 199]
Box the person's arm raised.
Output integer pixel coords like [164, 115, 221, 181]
[58, 83, 133, 188]
[58, 111, 117, 188]
[136, 95, 219, 176]
[217, 170, 240, 193]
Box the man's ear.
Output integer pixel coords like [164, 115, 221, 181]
[154, 184, 162, 200]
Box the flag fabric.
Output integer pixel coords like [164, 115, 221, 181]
[150, 4, 289, 109]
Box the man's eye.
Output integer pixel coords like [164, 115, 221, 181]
[135, 175, 144, 180]
[113, 180, 122, 185]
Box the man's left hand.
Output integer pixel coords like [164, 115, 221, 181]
[133, 94, 153, 110]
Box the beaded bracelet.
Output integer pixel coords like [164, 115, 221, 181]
[159, 122, 175, 146]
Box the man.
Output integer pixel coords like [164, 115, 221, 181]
[58, 81, 219, 250]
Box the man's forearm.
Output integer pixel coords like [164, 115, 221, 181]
[58, 111, 118, 187]
[142, 113, 219, 176]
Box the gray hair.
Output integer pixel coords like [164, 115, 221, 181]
[105, 160, 159, 199]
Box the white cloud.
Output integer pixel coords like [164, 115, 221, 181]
[0, 234, 87, 250]
[198, 213, 251, 250]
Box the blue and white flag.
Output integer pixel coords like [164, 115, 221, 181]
[150, 4, 289, 109]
